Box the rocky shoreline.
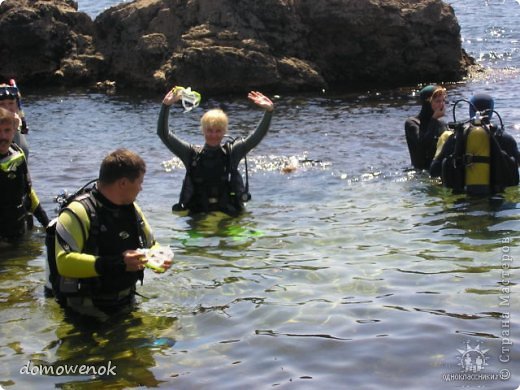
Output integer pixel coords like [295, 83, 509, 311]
[0, 0, 475, 95]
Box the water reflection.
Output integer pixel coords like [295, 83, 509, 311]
[2, 63, 519, 390]
[32, 309, 177, 388]
[425, 186, 520, 246]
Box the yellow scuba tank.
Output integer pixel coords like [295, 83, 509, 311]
[464, 125, 490, 194]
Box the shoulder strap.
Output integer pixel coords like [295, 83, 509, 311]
[188, 145, 203, 170]
[223, 141, 232, 172]
[224, 139, 250, 194]
[10, 143, 23, 153]
[76, 193, 100, 255]
[452, 124, 468, 161]
[133, 204, 148, 248]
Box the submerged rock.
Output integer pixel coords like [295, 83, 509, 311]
[0, 0, 473, 94]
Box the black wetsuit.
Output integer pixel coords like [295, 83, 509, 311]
[157, 104, 273, 215]
[405, 111, 447, 170]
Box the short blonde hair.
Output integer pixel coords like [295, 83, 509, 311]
[200, 109, 228, 133]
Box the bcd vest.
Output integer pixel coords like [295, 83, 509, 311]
[47, 191, 150, 303]
[0, 144, 29, 238]
[441, 124, 519, 195]
[174, 143, 247, 215]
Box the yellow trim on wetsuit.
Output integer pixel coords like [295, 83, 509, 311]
[0, 146, 24, 172]
[55, 200, 157, 279]
[55, 200, 99, 278]
[28, 189, 40, 213]
[434, 130, 453, 159]
[134, 202, 156, 248]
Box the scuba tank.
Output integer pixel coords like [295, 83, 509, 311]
[442, 98, 517, 195]
[464, 124, 491, 195]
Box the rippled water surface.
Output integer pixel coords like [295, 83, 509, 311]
[0, 1, 519, 389]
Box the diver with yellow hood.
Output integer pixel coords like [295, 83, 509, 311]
[430, 93, 520, 195]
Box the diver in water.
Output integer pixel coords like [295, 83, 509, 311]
[157, 87, 274, 216]
[0, 82, 29, 160]
[0, 107, 48, 243]
[51, 149, 172, 320]
[404, 85, 448, 170]
[430, 93, 520, 195]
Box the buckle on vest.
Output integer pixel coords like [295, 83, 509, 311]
[208, 197, 218, 204]
[463, 154, 490, 166]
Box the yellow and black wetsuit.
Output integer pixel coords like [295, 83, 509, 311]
[55, 189, 156, 315]
[0, 144, 48, 241]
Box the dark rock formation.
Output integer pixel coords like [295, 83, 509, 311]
[0, 0, 102, 85]
[0, 0, 473, 94]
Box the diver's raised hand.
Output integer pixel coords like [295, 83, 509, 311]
[248, 91, 274, 112]
[162, 87, 183, 106]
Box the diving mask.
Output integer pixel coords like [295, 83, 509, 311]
[0, 86, 19, 100]
[138, 246, 174, 273]
[172, 86, 201, 112]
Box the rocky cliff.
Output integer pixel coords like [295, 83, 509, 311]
[0, 0, 473, 94]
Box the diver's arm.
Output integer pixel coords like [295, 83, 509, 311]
[231, 92, 274, 159]
[404, 117, 420, 136]
[134, 203, 173, 270]
[503, 133, 520, 166]
[430, 136, 454, 178]
[23, 163, 49, 227]
[157, 104, 193, 166]
[232, 110, 273, 160]
[27, 189, 49, 227]
[429, 158, 443, 178]
[55, 202, 126, 278]
[32, 201, 49, 227]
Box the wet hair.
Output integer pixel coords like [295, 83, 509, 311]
[469, 93, 494, 121]
[99, 148, 146, 185]
[200, 109, 228, 133]
[0, 107, 16, 129]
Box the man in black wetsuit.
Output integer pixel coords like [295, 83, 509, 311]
[0, 107, 48, 243]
